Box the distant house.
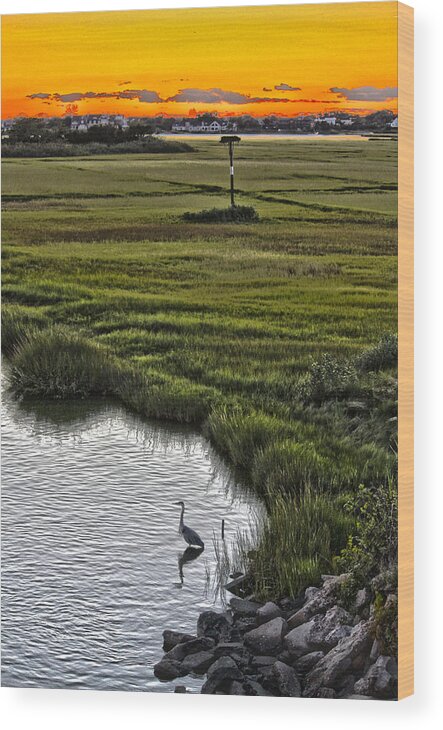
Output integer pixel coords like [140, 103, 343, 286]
[341, 118, 354, 126]
[390, 117, 398, 128]
[322, 117, 337, 126]
[171, 118, 231, 133]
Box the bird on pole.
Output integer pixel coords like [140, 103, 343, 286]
[220, 135, 241, 207]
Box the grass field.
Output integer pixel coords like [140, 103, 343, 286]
[1, 137, 398, 598]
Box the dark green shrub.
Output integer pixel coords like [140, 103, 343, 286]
[299, 354, 359, 404]
[357, 333, 398, 372]
[337, 477, 398, 579]
[183, 205, 259, 223]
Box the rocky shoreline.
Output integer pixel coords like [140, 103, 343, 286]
[154, 572, 398, 699]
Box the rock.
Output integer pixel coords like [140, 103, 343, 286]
[287, 574, 349, 629]
[228, 680, 247, 695]
[164, 636, 215, 662]
[353, 656, 398, 699]
[233, 617, 257, 635]
[174, 685, 187, 693]
[244, 679, 273, 696]
[295, 651, 325, 673]
[371, 569, 397, 595]
[230, 597, 261, 617]
[317, 687, 336, 699]
[214, 642, 245, 659]
[181, 650, 216, 675]
[369, 638, 382, 663]
[250, 655, 277, 668]
[354, 588, 370, 613]
[303, 620, 374, 697]
[201, 656, 242, 695]
[153, 658, 187, 681]
[207, 656, 242, 681]
[305, 586, 320, 602]
[197, 611, 231, 642]
[271, 661, 302, 697]
[284, 619, 318, 659]
[244, 617, 288, 656]
[162, 630, 195, 652]
[257, 602, 282, 625]
[285, 606, 353, 658]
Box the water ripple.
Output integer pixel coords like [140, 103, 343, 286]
[1, 377, 260, 692]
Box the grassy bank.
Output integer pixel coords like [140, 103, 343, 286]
[1, 137, 398, 599]
[1, 137, 194, 157]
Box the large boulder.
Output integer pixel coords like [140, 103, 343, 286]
[201, 656, 242, 694]
[285, 606, 353, 658]
[303, 620, 374, 697]
[181, 650, 216, 675]
[257, 602, 282, 626]
[197, 611, 231, 642]
[230, 597, 261, 618]
[284, 618, 318, 659]
[269, 661, 301, 697]
[163, 636, 215, 663]
[244, 617, 288, 656]
[162, 630, 195, 652]
[294, 651, 325, 673]
[153, 657, 188, 680]
[287, 574, 349, 630]
[353, 656, 398, 699]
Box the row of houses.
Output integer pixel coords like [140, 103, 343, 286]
[70, 114, 129, 132]
[171, 119, 237, 134]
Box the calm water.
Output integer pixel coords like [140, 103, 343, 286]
[1, 374, 260, 692]
[161, 133, 370, 142]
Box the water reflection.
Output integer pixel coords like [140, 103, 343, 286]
[176, 547, 205, 588]
[1, 371, 262, 692]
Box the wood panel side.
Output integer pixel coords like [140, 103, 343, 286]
[397, 0, 414, 701]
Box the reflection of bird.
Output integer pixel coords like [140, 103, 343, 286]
[175, 501, 204, 548]
[177, 546, 204, 586]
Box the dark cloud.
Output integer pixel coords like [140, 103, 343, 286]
[274, 83, 301, 91]
[118, 80, 132, 86]
[263, 87, 272, 92]
[329, 86, 398, 101]
[26, 92, 51, 99]
[40, 89, 163, 104]
[166, 87, 305, 104]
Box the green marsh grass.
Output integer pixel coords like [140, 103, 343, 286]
[1, 138, 398, 599]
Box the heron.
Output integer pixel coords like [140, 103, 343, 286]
[174, 501, 204, 549]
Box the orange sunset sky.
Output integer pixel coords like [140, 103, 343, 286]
[1, 2, 398, 119]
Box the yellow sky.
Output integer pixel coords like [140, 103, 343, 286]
[1, 2, 398, 118]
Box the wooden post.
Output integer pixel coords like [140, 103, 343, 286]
[229, 141, 235, 208]
[220, 136, 241, 208]
[221, 519, 225, 539]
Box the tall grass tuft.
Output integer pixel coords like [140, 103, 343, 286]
[205, 408, 290, 470]
[8, 327, 117, 399]
[214, 488, 354, 600]
[1, 304, 48, 357]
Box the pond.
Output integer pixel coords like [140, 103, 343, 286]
[1, 372, 261, 692]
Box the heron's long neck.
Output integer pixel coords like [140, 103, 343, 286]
[179, 505, 185, 528]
